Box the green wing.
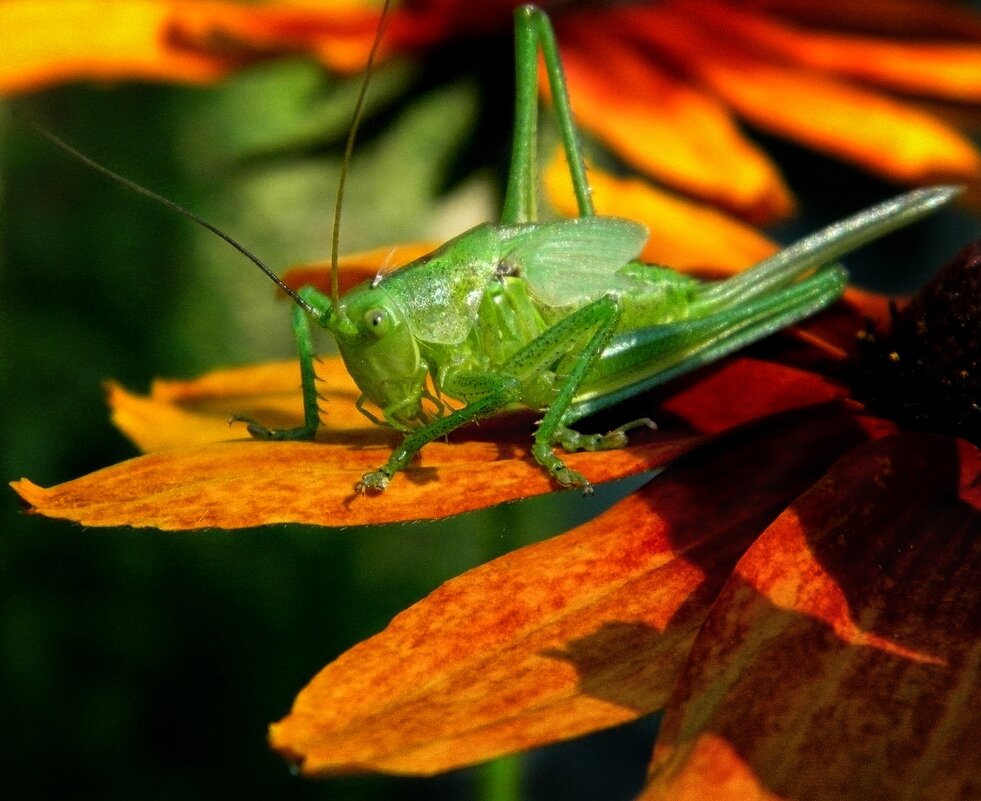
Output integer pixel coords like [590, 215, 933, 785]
[500, 217, 648, 306]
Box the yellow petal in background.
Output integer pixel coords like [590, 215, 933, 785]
[0, 0, 388, 95]
[0, 0, 232, 94]
[544, 152, 778, 275]
[711, 57, 981, 183]
[168, 0, 386, 74]
[697, 0, 981, 101]
[107, 357, 371, 454]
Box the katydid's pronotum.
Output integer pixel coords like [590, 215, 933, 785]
[36, 5, 959, 494]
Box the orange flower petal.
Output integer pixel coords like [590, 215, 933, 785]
[269, 404, 880, 776]
[10, 433, 698, 529]
[107, 357, 370, 453]
[614, 5, 981, 184]
[752, 0, 981, 39]
[168, 0, 386, 74]
[0, 0, 464, 95]
[11, 350, 857, 530]
[15, 358, 706, 529]
[653, 358, 851, 434]
[698, 0, 981, 101]
[0, 0, 232, 95]
[777, 286, 896, 365]
[554, 17, 793, 222]
[643, 432, 981, 800]
[111, 353, 849, 451]
[544, 153, 779, 275]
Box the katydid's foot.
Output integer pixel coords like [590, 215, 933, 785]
[357, 468, 392, 493]
[229, 415, 317, 441]
[554, 465, 594, 495]
[532, 442, 594, 494]
[554, 418, 656, 453]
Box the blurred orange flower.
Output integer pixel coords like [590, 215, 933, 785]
[4, 0, 981, 226]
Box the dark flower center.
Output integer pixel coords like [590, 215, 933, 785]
[855, 241, 981, 445]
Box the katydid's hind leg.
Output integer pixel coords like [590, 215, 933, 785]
[529, 295, 623, 492]
[502, 5, 592, 224]
[564, 265, 848, 430]
[231, 288, 324, 441]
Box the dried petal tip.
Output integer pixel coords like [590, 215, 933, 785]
[855, 241, 981, 443]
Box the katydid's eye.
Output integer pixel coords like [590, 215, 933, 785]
[364, 308, 389, 336]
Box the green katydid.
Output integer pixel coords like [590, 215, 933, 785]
[229, 3, 956, 492]
[33, 4, 959, 494]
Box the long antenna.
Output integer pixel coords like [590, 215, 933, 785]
[329, 0, 394, 312]
[27, 119, 320, 317]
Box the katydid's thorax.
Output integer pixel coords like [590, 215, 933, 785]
[456, 276, 549, 368]
[425, 274, 557, 409]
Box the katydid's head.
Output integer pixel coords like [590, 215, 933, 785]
[327, 283, 427, 427]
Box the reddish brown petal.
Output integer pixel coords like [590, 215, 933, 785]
[806, 287, 895, 349]
[553, 17, 793, 223]
[643, 432, 981, 800]
[268, 404, 883, 775]
[751, 0, 981, 40]
[653, 357, 851, 434]
[745, 289, 895, 373]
